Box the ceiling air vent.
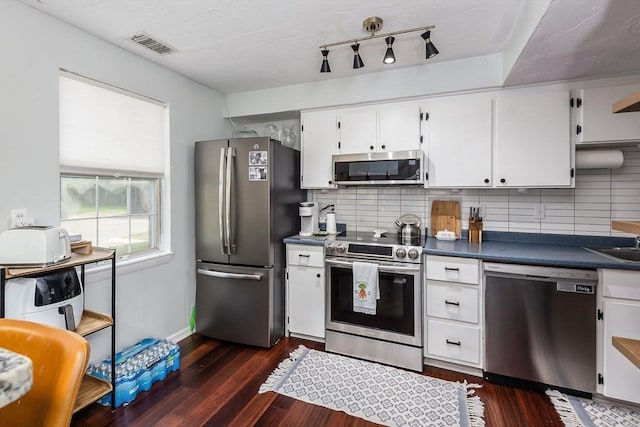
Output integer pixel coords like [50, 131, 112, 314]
[130, 32, 175, 55]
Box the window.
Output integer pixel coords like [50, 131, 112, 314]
[61, 176, 159, 256]
[59, 72, 167, 257]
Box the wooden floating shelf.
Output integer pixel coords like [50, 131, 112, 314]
[74, 374, 112, 413]
[612, 336, 640, 370]
[613, 91, 640, 114]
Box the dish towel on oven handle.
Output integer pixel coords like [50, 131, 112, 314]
[352, 261, 380, 315]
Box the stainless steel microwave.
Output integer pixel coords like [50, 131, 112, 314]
[332, 150, 425, 185]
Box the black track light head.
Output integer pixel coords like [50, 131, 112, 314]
[351, 43, 364, 69]
[421, 30, 439, 59]
[383, 36, 396, 64]
[320, 49, 331, 73]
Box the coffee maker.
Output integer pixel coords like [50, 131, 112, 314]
[299, 202, 318, 236]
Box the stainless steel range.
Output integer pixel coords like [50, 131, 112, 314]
[325, 232, 424, 371]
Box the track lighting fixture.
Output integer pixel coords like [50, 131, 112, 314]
[318, 16, 437, 73]
[383, 36, 396, 64]
[320, 49, 331, 73]
[351, 43, 364, 69]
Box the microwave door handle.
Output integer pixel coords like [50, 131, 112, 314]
[219, 147, 227, 255]
[226, 147, 235, 254]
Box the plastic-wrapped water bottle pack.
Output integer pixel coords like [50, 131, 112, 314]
[87, 337, 181, 408]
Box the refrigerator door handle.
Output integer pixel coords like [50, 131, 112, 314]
[219, 147, 228, 255]
[197, 268, 262, 281]
[226, 147, 235, 254]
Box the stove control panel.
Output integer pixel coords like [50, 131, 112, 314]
[326, 241, 422, 263]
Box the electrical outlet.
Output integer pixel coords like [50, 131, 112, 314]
[10, 208, 28, 228]
[533, 203, 545, 220]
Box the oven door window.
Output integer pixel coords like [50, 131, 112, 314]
[330, 266, 415, 335]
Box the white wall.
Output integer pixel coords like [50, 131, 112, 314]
[224, 54, 504, 118]
[0, 1, 231, 361]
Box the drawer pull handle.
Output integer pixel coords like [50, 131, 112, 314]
[446, 339, 461, 346]
[444, 300, 460, 306]
[298, 254, 311, 257]
[444, 267, 460, 271]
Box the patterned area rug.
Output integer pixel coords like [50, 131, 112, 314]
[547, 390, 640, 426]
[259, 345, 484, 426]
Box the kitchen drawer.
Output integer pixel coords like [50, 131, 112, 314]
[287, 245, 324, 267]
[601, 269, 640, 301]
[426, 281, 479, 323]
[426, 318, 481, 365]
[426, 255, 480, 285]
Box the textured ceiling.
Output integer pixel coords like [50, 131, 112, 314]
[15, 0, 640, 94]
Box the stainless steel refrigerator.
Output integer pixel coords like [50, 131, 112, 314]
[195, 137, 305, 347]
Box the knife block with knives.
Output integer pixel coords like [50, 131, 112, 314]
[469, 207, 483, 243]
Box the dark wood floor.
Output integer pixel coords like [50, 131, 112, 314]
[71, 335, 564, 426]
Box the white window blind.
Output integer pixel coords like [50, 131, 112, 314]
[59, 73, 166, 177]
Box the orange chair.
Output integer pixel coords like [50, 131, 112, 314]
[0, 318, 90, 427]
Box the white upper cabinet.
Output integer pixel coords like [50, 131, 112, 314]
[576, 84, 640, 144]
[300, 110, 338, 189]
[425, 94, 493, 187]
[337, 102, 422, 154]
[494, 90, 572, 187]
[378, 101, 424, 152]
[337, 107, 377, 154]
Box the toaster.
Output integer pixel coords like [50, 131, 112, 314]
[0, 226, 71, 266]
[5, 267, 84, 331]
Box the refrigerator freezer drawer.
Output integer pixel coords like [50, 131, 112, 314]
[196, 263, 280, 348]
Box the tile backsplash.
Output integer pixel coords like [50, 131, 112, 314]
[311, 146, 640, 237]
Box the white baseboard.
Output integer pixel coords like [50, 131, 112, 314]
[167, 327, 192, 343]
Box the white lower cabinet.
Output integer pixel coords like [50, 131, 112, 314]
[286, 244, 325, 340]
[424, 255, 482, 368]
[426, 319, 481, 365]
[599, 269, 640, 404]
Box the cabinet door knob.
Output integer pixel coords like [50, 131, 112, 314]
[316, 273, 321, 278]
[500, 178, 506, 184]
[370, 145, 374, 150]
[381, 144, 386, 149]
[484, 178, 490, 184]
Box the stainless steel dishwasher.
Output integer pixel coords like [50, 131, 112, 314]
[484, 263, 597, 396]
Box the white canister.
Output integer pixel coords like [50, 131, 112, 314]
[326, 213, 337, 234]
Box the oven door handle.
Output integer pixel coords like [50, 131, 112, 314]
[325, 258, 421, 272]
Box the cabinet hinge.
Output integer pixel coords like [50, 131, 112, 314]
[577, 98, 582, 108]
[571, 168, 575, 178]
[576, 125, 582, 135]
[420, 112, 424, 121]
[598, 373, 604, 385]
[570, 98, 574, 108]
[424, 112, 429, 121]
[287, 316, 290, 326]
[301, 125, 304, 132]
[286, 271, 289, 280]
[338, 121, 341, 129]
[338, 141, 341, 149]
[420, 135, 424, 143]
[597, 309, 604, 320]
[425, 172, 429, 181]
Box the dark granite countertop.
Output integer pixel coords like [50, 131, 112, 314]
[285, 231, 640, 270]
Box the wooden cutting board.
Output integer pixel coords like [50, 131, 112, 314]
[430, 200, 462, 237]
